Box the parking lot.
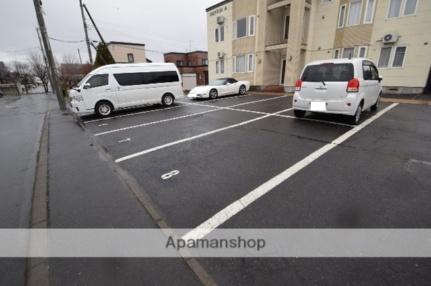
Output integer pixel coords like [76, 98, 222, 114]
[80, 93, 431, 234]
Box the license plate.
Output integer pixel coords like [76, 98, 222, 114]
[310, 101, 326, 111]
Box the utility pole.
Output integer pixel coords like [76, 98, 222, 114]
[36, 27, 53, 91]
[83, 4, 106, 45]
[79, 0, 93, 64]
[77, 48, 83, 64]
[32, 0, 67, 111]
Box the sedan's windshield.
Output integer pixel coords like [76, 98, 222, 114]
[211, 79, 227, 86]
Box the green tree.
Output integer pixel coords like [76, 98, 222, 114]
[94, 43, 115, 68]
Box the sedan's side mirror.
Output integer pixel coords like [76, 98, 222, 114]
[378, 76, 383, 83]
[83, 83, 91, 89]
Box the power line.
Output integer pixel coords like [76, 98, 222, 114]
[48, 37, 85, 44]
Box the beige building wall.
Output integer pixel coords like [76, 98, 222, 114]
[207, 0, 431, 92]
[107, 43, 147, 63]
[207, 2, 233, 82]
[368, 0, 431, 89]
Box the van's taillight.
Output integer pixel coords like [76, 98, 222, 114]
[295, 80, 302, 91]
[347, 78, 360, 93]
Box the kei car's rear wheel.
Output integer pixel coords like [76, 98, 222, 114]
[209, 89, 218, 100]
[294, 110, 306, 118]
[370, 93, 381, 112]
[350, 104, 362, 125]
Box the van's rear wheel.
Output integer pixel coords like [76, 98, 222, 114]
[162, 94, 175, 107]
[294, 110, 306, 118]
[95, 101, 113, 117]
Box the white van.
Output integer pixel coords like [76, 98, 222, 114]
[69, 63, 183, 117]
[293, 58, 382, 125]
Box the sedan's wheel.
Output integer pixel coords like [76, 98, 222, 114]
[96, 102, 113, 117]
[162, 94, 175, 107]
[239, 85, 247, 95]
[350, 105, 362, 125]
[209, 89, 218, 100]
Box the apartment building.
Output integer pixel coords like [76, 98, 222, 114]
[207, 0, 431, 94]
[164, 51, 209, 90]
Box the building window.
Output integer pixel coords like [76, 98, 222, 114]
[176, 60, 184, 67]
[403, 0, 418, 16]
[127, 53, 134, 63]
[364, 0, 375, 23]
[202, 59, 208, 65]
[347, 0, 362, 26]
[284, 16, 290, 39]
[234, 55, 246, 73]
[342, 47, 355, 59]
[215, 28, 219, 42]
[338, 4, 346, 28]
[249, 15, 256, 36]
[216, 60, 220, 74]
[235, 17, 247, 38]
[388, 0, 402, 17]
[220, 26, 225, 41]
[220, 59, 225, 73]
[358, 46, 368, 58]
[378, 47, 392, 67]
[247, 54, 255, 72]
[393, 47, 406, 67]
[333, 48, 341, 59]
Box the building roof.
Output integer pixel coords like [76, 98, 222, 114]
[164, 51, 208, 56]
[106, 41, 146, 47]
[206, 0, 232, 12]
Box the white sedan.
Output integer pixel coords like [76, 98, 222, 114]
[188, 78, 250, 99]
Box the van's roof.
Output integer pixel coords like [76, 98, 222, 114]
[92, 63, 177, 73]
[305, 58, 375, 66]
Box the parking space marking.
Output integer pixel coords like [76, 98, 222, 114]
[94, 96, 289, 137]
[277, 115, 355, 127]
[114, 107, 294, 163]
[117, 138, 131, 144]
[182, 103, 399, 241]
[183, 95, 288, 109]
[83, 105, 184, 124]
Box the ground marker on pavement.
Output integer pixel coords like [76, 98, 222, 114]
[161, 170, 180, 180]
[117, 138, 131, 144]
[182, 103, 399, 241]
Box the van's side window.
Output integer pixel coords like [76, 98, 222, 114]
[86, 74, 108, 88]
[114, 72, 179, 86]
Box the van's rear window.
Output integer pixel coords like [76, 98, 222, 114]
[114, 71, 179, 86]
[301, 63, 354, 82]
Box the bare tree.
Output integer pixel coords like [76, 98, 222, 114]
[28, 52, 49, 93]
[0, 61, 9, 83]
[12, 61, 32, 94]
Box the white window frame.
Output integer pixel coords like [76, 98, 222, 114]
[377, 46, 393, 68]
[249, 15, 256, 37]
[358, 46, 368, 58]
[220, 25, 225, 42]
[401, 0, 418, 16]
[377, 45, 408, 69]
[337, 4, 347, 28]
[363, 0, 376, 24]
[333, 48, 341, 59]
[233, 54, 254, 73]
[342, 47, 355, 59]
[220, 59, 225, 74]
[387, 0, 418, 19]
[247, 54, 255, 72]
[346, 0, 363, 27]
[216, 60, 220, 74]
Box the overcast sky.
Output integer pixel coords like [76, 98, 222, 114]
[0, 0, 220, 66]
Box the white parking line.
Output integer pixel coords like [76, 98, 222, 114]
[114, 107, 293, 163]
[182, 103, 399, 241]
[94, 96, 289, 137]
[83, 105, 184, 124]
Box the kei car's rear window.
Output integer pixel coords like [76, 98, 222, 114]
[301, 63, 354, 82]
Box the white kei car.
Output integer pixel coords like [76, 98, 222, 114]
[188, 78, 250, 99]
[293, 58, 383, 125]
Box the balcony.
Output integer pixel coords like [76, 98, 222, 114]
[267, 0, 291, 11]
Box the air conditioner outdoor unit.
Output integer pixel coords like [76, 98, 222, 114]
[382, 33, 399, 44]
[217, 16, 225, 25]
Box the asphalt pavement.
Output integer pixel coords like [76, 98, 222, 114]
[1, 92, 431, 285]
